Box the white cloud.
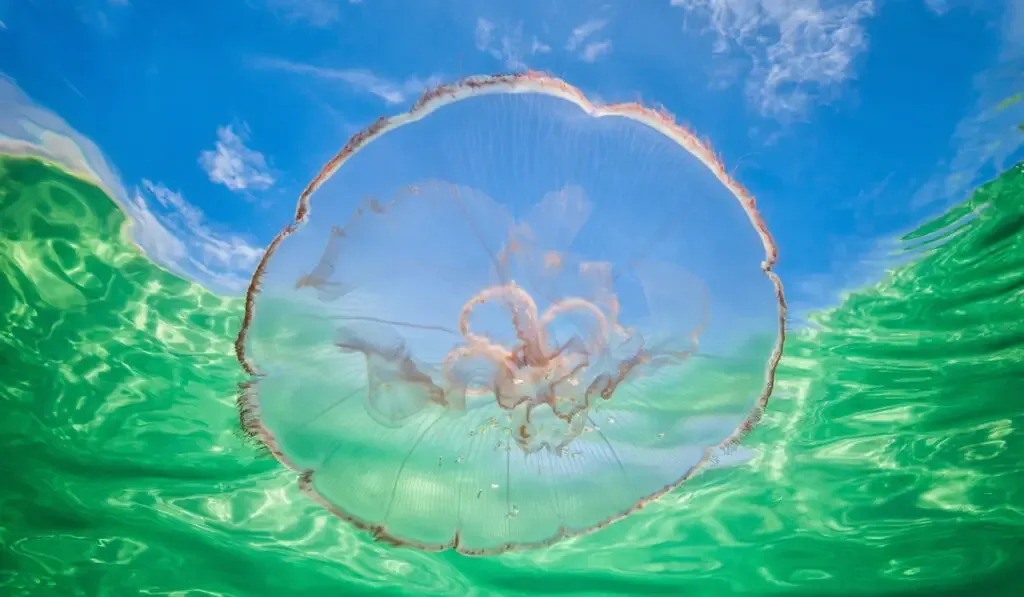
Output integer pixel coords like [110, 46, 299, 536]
[0, 75, 262, 294]
[198, 124, 275, 192]
[475, 18, 496, 51]
[565, 17, 613, 62]
[263, 0, 364, 26]
[565, 18, 609, 51]
[266, 0, 340, 27]
[923, 0, 951, 14]
[140, 180, 263, 275]
[673, 0, 876, 118]
[475, 18, 551, 71]
[787, 0, 1024, 315]
[581, 40, 614, 63]
[254, 57, 440, 104]
[1003, 0, 1024, 58]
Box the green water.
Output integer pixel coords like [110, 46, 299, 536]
[0, 154, 1021, 596]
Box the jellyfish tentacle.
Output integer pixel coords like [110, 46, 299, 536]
[459, 283, 547, 366]
[540, 297, 610, 356]
[441, 338, 514, 411]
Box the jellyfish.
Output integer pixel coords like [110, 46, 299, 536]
[235, 72, 786, 555]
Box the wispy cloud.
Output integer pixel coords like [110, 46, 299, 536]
[265, 0, 342, 27]
[254, 57, 440, 104]
[0, 76, 262, 294]
[673, 0, 876, 118]
[198, 124, 275, 192]
[912, 0, 1024, 209]
[786, 0, 1024, 314]
[923, 0, 951, 14]
[475, 18, 551, 71]
[475, 18, 495, 51]
[581, 40, 613, 63]
[140, 180, 263, 275]
[565, 18, 608, 51]
[565, 17, 613, 62]
[75, 0, 134, 35]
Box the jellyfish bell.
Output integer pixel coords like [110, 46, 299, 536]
[235, 72, 786, 554]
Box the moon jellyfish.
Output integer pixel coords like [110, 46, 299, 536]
[235, 73, 786, 554]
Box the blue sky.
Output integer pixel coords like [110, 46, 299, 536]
[0, 0, 1021, 309]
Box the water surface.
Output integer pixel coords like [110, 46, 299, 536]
[1, 154, 1021, 595]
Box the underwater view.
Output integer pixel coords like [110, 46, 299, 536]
[1, 1, 1022, 596]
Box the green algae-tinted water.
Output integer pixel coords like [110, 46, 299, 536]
[0, 154, 1021, 596]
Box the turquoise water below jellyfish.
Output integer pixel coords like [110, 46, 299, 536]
[1, 154, 1022, 595]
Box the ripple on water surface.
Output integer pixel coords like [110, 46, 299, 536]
[1, 155, 1022, 595]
